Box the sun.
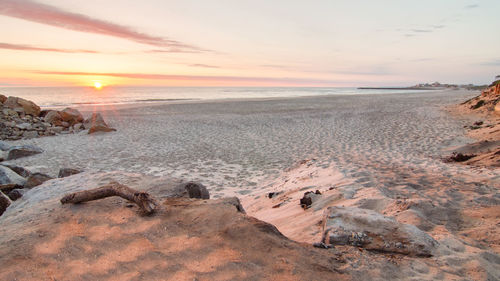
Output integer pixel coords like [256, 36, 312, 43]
[93, 82, 103, 89]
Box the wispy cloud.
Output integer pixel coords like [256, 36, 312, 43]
[0, 0, 204, 53]
[465, 4, 479, 9]
[0, 42, 98, 53]
[29, 70, 339, 85]
[479, 59, 500, 66]
[188, 64, 220, 68]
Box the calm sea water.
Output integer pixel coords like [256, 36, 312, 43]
[0, 86, 434, 108]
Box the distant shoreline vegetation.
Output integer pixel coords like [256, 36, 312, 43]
[359, 81, 489, 91]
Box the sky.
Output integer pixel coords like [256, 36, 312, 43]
[0, 0, 499, 87]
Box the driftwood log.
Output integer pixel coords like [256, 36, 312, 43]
[60, 182, 157, 215]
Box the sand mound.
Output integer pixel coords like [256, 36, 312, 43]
[0, 172, 348, 281]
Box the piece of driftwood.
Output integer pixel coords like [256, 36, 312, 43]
[60, 182, 157, 215]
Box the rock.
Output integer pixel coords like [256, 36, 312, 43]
[73, 123, 84, 130]
[0, 141, 11, 151]
[0, 94, 7, 104]
[58, 168, 82, 178]
[25, 173, 53, 188]
[0, 191, 10, 216]
[4, 96, 40, 116]
[3, 108, 18, 117]
[0, 166, 27, 186]
[495, 102, 500, 115]
[7, 145, 43, 160]
[321, 206, 437, 256]
[172, 181, 211, 199]
[7, 189, 23, 201]
[183, 182, 210, 199]
[268, 191, 283, 198]
[300, 190, 322, 209]
[51, 126, 64, 134]
[87, 113, 116, 134]
[44, 110, 63, 126]
[15, 123, 32, 130]
[60, 108, 83, 124]
[0, 183, 23, 194]
[22, 130, 39, 139]
[61, 121, 70, 128]
[1, 164, 31, 178]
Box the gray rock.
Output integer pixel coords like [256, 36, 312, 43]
[22, 130, 39, 139]
[58, 168, 82, 178]
[3, 108, 18, 117]
[0, 141, 11, 151]
[25, 173, 53, 188]
[0, 191, 11, 217]
[7, 145, 43, 160]
[15, 123, 32, 130]
[1, 164, 31, 177]
[0, 166, 27, 186]
[321, 206, 437, 256]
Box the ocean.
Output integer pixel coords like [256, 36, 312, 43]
[0, 86, 435, 108]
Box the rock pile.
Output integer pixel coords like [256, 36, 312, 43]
[0, 94, 116, 140]
[0, 141, 82, 215]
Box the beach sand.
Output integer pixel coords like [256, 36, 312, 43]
[2, 89, 500, 280]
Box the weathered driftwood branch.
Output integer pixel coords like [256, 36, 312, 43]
[60, 181, 157, 215]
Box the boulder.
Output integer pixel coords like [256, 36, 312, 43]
[25, 173, 53, 188]
[172, 182, 210, 199]
[58, 168, 82, 178]
[1, 164, 31, 178]
[0, 94, 7, 104]
[87, 113, 116, 134]
[0, 166, 27, 186]
[7, 189, 23, 201]
[183, 182, 210, 199]
[7, 145, 43, 160]
[3, 96, 41, 116]
[0, 191, 10, 216]
[321, 206, 437, 256]
[44, 110, 63, 126]
[60, 108, 83, 124]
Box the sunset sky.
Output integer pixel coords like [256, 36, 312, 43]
[0, 0, 499, 87]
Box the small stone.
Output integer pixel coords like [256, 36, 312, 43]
[58, 168, 82, 178]
[25, 173, 53, 188]
[7, 145, 43, 160]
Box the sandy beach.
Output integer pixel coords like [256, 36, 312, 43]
[1, 89, 499, 280]
[5, 89, 496, 197]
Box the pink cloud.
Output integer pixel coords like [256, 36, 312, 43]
[0, 42, 98, 53]
[30, 70, 338, 86]
[0, 0, 204, 52]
